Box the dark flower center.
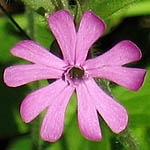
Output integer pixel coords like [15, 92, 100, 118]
[69, 67, 84, 79]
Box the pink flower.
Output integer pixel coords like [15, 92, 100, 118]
[3, 10, 146, 142]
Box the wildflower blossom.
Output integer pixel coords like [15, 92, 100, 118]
[3, 10, 146, 142]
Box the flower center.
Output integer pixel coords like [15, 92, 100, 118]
[63, 66, 88, 87]
[69, 67, 84, 79]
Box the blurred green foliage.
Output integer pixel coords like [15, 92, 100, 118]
[0, 0, 150, 150]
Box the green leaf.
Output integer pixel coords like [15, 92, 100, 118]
[80, 0, 150, 31]
[21, 0, 55, 15]
[34, 14, 54, 49]
[81, 0, 149, 19]
[50, 0, 69, 10]
[21, 0, 69, 15]
[123, 1, 150, 17]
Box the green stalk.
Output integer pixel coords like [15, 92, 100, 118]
[26, 7, 44, 150]
[74, 0, 83, 28]
[30, 117, 43, 150]
[117, 128, 139, 150]
[0, 3, 31, 40]
[26, 7, 35, 40]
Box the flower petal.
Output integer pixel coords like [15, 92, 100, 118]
[48, 10, 76, 64]
[3, 64, 63, 87]
[85, 40, 142, 68]
[40, 83, 74, 142]
[11, 40, 66, 69]
[87, 66, 146, 91]
[76, 81, 102, 141]
[75, 11, 105, 65]
[85, 79, 128, 133]
[20, 79, 74, 123]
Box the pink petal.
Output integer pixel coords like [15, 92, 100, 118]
[85, 79, 128, 133]
[3, 64, 63, 87]
[20, 79, 74, 123]
[76, 81, 102, 141]
[40, 83, 74, 142]
[87, 66, 146, 91]
[48, 10, 76, 64]
[85, 40, 142, 68]
[75, 11, 105, 65]
[11, 40, 66, 69]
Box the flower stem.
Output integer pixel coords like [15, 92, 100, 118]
[117, 128, 139, 150]
[25, 7, 45, 150]
[30, 117, 43, 150]
[0, 2, 31, 40]
[26, 7, 35, 40]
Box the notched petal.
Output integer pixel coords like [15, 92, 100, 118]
[85, 40, 142, 69]
[87, 67, 146, 91]
[11, 40, 66, 69]
[20, 79, 72, 123]
[76, 81, 102, 141]
[84, 79, 128, 134]
[76, 10, 106, 65]
[48, 10, 76, 64]
[3, 64, 63, 87]
[40, 83, 74, 142]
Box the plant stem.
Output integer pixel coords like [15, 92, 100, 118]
[30, 117, 43, 150]
[26, 7, 44, 150]
[0, 2, 31, 40]
[26, 7, 35, 40]
[117, 128, 139, 150]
